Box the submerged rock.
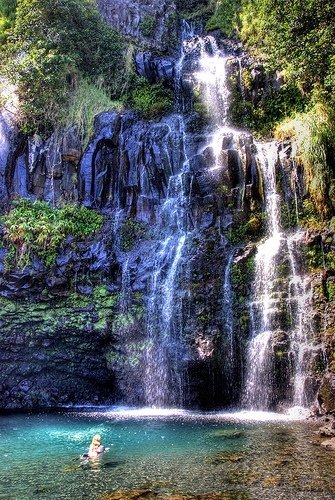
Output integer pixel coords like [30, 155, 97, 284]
[321, 438, 335, 450]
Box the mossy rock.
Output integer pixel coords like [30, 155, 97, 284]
[208, 451, 246, 464]
[208, 429, 245, 439]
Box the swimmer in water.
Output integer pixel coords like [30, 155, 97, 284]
[88, 434, 105, 458]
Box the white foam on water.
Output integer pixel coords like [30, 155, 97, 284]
[70, 406, 311, 423]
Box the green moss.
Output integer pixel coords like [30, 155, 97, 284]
[112, 303, 144, 332]
[227, 212, 265, 244]
[231, 256, 255, 292]
[303, 244, 324, 271]
[161, 11, 178, 49]
[0, 287, 122, 339]
[326, 281, 335, 302]
[280, 203, 297, 230]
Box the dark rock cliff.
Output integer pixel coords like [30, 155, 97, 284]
[96, 0, 178, 52]
[0, 3, 334, 413]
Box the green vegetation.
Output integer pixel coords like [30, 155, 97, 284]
[0, 286, 119, 339]
[275, 103, 335, 219]
[120, 218, 146, 251]
[227, 211, 265, 244]
[139, 15, 156, 37]
[0, 0, 175, 135]
[130, 77, 173, 118]
[206, 0, 238, 36]
[231, 255, 255, 335]
[239, 0, 335, 99]
[1, 198, 103, 268]
[238, 0, 335, 218]
[65, 79, 123, 147]
[1, 0, 124, 134]
[0, 0, 16, 43]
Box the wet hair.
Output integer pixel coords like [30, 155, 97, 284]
[91, 434, 101, 446]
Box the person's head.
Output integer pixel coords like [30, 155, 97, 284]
[91, 434, 102, 447]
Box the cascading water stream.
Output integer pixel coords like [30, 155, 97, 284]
[286, 233, 316, 408]
[242, 145, 317, 411]
[193, 36, 230, 128]
[175, 20, 196, 112]
[243, 143, 282, 409]
[222, 248, 237, 396]
[143, 115, 190, 407]
[132, 24, 317, 412]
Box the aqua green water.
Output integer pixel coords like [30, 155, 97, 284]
[0, 408, 334, 499]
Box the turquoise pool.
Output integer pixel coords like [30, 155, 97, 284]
[0, 408, 334, 499]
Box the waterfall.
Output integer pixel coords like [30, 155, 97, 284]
[222, 248, 237, 397]
[120, 257, 131, 312]
[114, 25, 318, 412]
[143, 115, 190, 407]
[193, 35, 230, 127]
[175, 20, 196, 112]
[243, 143, 282, 409]
[286, 233, 315, 407]
[242, 145, 317, 411]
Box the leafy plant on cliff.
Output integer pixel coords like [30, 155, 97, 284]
[274, 101, 335, 219]
[0, 0, 16, 43]
[130, 77, 173, 118]
[238, 0, 335, 221]
[1, 198, 103, 268]
[239, 0, 335, 97]
[65, 79, 123, 147]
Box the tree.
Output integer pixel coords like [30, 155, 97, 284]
[239, 0, 335, 97]
[1, 0, 124, 133]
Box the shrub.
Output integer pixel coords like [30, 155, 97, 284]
[0, 0, 16, 43]
[1, 198, 103, 268]
[130, 77, 173, 118]
[64, 79, 123, 147]
[205, 0, 238, 36]
[274, 101, 335, 219]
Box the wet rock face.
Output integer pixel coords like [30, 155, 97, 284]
[0, 295, 115, 408]
[4, 126, 82, 208]
[95, 0, 178, 52]
[0, 107, 267, 409]
[135, 52, 175, 84]
[80, 111, 187, 219]
[319, 374, 335, 413]
[1, 103, 334, 411]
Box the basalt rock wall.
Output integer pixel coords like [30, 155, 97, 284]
[95, 0, 178, 52]
[0, 19, 335, 412]
[0, 105, 266, 408]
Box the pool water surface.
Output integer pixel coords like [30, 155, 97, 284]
[0, 408, 334, 499]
